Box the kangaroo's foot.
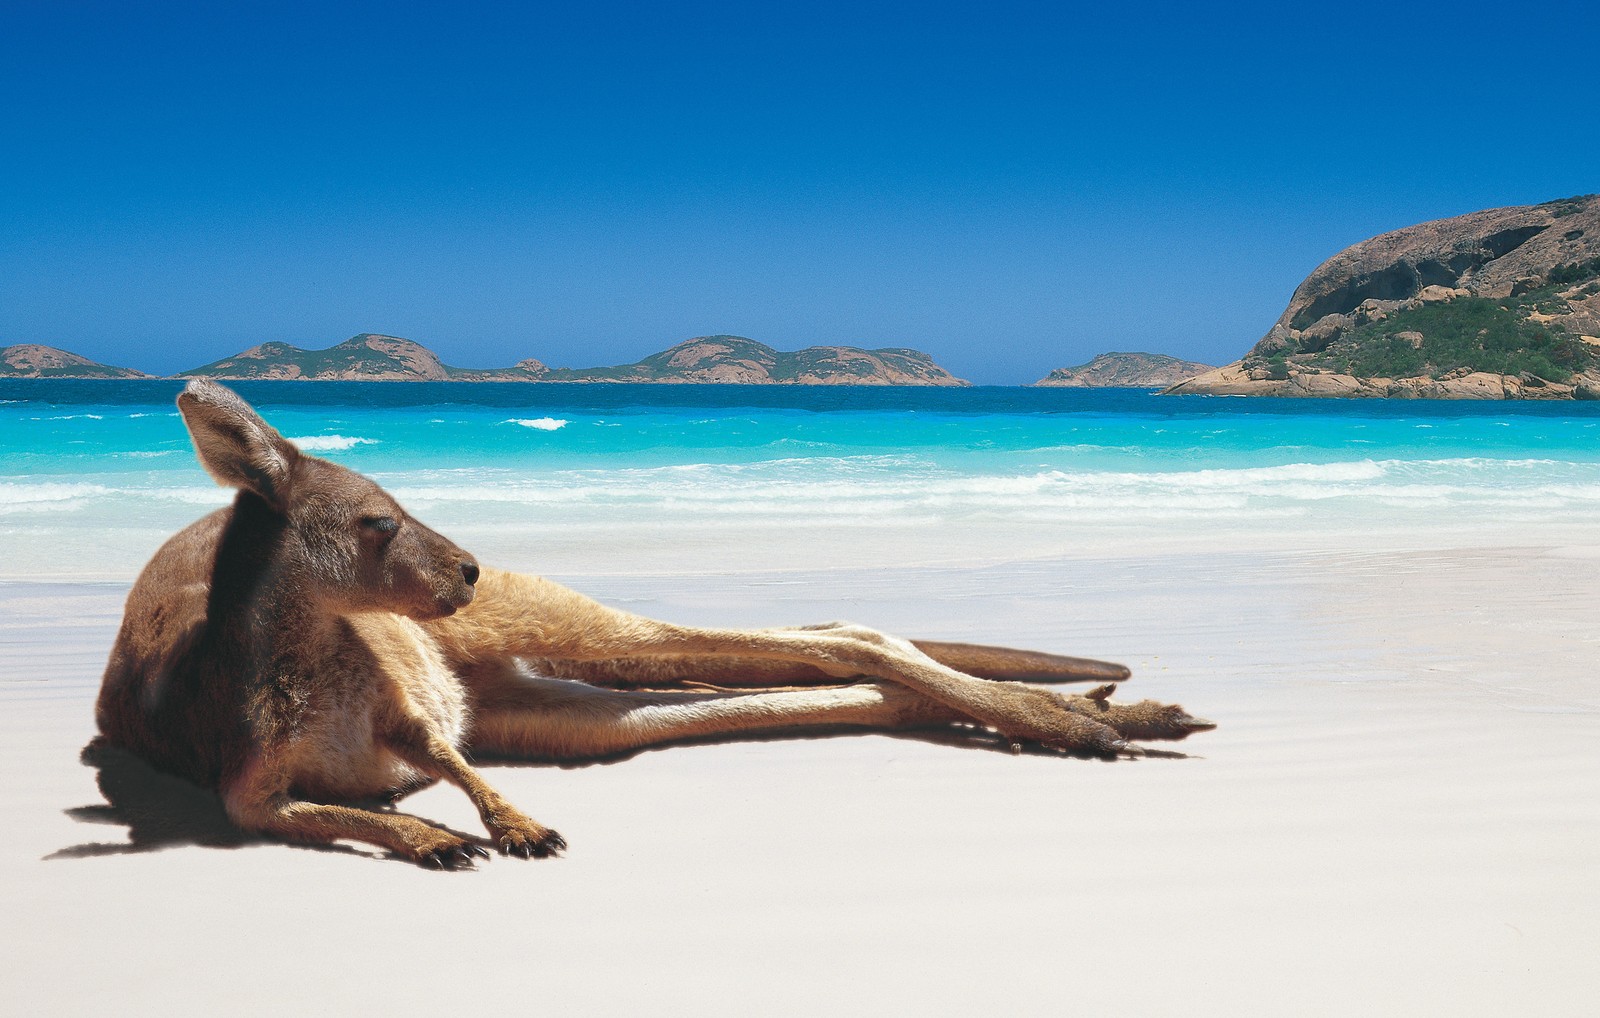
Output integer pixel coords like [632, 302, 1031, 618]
[978, 681, 1215, 755]
[1066, 682, 1216, 743]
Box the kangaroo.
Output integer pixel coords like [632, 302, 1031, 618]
[95, 379, 1214, 867]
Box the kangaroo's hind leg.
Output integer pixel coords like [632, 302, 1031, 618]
[460, 661, 1210, 762]
[431, 569, 1212, 755]
[460, 661, 963, 761]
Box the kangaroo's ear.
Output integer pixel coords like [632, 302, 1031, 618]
[176, 379, 300, 509]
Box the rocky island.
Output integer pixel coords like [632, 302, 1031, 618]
[1169, 195, 1600, 399]
[539, 335, 966, 385]
[177, 333, 548, 382]
[1035, 352, 1214, 388]
[178, 333, 968, 386]
[0, 344, 149, 379]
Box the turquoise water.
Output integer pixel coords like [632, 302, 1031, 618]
[5, 380, 1600, 578]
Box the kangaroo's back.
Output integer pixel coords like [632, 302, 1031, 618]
[97, 505, 258, 787]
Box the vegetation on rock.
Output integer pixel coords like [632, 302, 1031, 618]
[1312, 297, 1593, 382]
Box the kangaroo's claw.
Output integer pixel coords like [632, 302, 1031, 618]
[496, 825, 565, 860]
[420, 848, 474, 870]
[407, 830, 487, 870]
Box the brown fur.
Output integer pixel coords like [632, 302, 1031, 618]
[95, 380, 1214, 866]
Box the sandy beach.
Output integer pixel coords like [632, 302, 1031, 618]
[3, 543, 1596, 1016]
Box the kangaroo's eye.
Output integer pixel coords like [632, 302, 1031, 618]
[362, 515, 400, 536]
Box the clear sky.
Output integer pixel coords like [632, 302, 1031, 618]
[3, 0, 1596, 384]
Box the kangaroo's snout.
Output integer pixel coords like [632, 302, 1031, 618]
[430, 554, 481, 617]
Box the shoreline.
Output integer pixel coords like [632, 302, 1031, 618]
[1166, 361, 1600, 401]
[10, 371, 1600, 399]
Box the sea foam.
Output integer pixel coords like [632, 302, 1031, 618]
[288, 435, 379, 451]
[0, 482, 115, 513]
[503, 417, 569, 431]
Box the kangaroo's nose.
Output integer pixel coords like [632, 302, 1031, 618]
[460, 559, 480, 586]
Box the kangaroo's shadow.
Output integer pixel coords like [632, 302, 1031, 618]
[495, 722, 1195, 770]
[50, 739, 378, 862]
[55, 727, 1190, 863]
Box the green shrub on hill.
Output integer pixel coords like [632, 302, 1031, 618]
[1543, 195, 1590, 218]
[1324, 298, 1592, 382]
[1546, 256, 1600, 288]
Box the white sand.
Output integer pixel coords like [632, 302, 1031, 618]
[2, 547, 1597, 1015]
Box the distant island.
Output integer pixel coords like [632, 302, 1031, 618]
[179, 333, 546, 382]
[1, 334, 969, 386]
[1034, 352, 1214, 388]
[1, 344, 149, 379]
[1169, 194, 1600, 399]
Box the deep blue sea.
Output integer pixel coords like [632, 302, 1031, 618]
[5, 379, 1600, 579]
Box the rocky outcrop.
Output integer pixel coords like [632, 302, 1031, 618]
[547, 336, 967, 385]
[180, 334, 456, 381]
[178, 334, 968, 385]
[1035, 352, 1215, 388]
[1167, 362, 1592, 400]
[0, 344, 149, 379]
[448, 359, 551, 382]
[585, 335, 782, 383]
[1171, 195, 1600, 399]
[787, 345, 966, 386]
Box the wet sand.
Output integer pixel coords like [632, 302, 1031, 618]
[2, 547, 1596, 1015]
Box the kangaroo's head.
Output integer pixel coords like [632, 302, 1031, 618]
[176, 378, 479, 620]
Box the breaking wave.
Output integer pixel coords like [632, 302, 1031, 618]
[386, 456, 1600, 521]
[7, 458, 1600, 533]
[0, 482, 117, 514]
[503, 417, 569, 431]
[287, 435, 379, 451]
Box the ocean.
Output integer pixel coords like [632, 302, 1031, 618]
[5, 379, 1600, 580]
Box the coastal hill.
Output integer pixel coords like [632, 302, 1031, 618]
[1169, 195, 1600, 399]
[179, 333, 969, 386]
[542, 335, 968, 385]
[179, 333, 547, 382]
[0, 344, 149, 379]
[1035, 352, 1214, 388]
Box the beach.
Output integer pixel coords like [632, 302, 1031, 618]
[3, 542, 1596, 1015]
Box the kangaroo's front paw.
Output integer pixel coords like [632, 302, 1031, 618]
[486, 809, 567, 859]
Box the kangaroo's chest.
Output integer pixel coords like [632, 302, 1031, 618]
[286, 615, 469, 801]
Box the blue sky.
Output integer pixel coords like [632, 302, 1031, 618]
[3, 0, 1596, 384]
